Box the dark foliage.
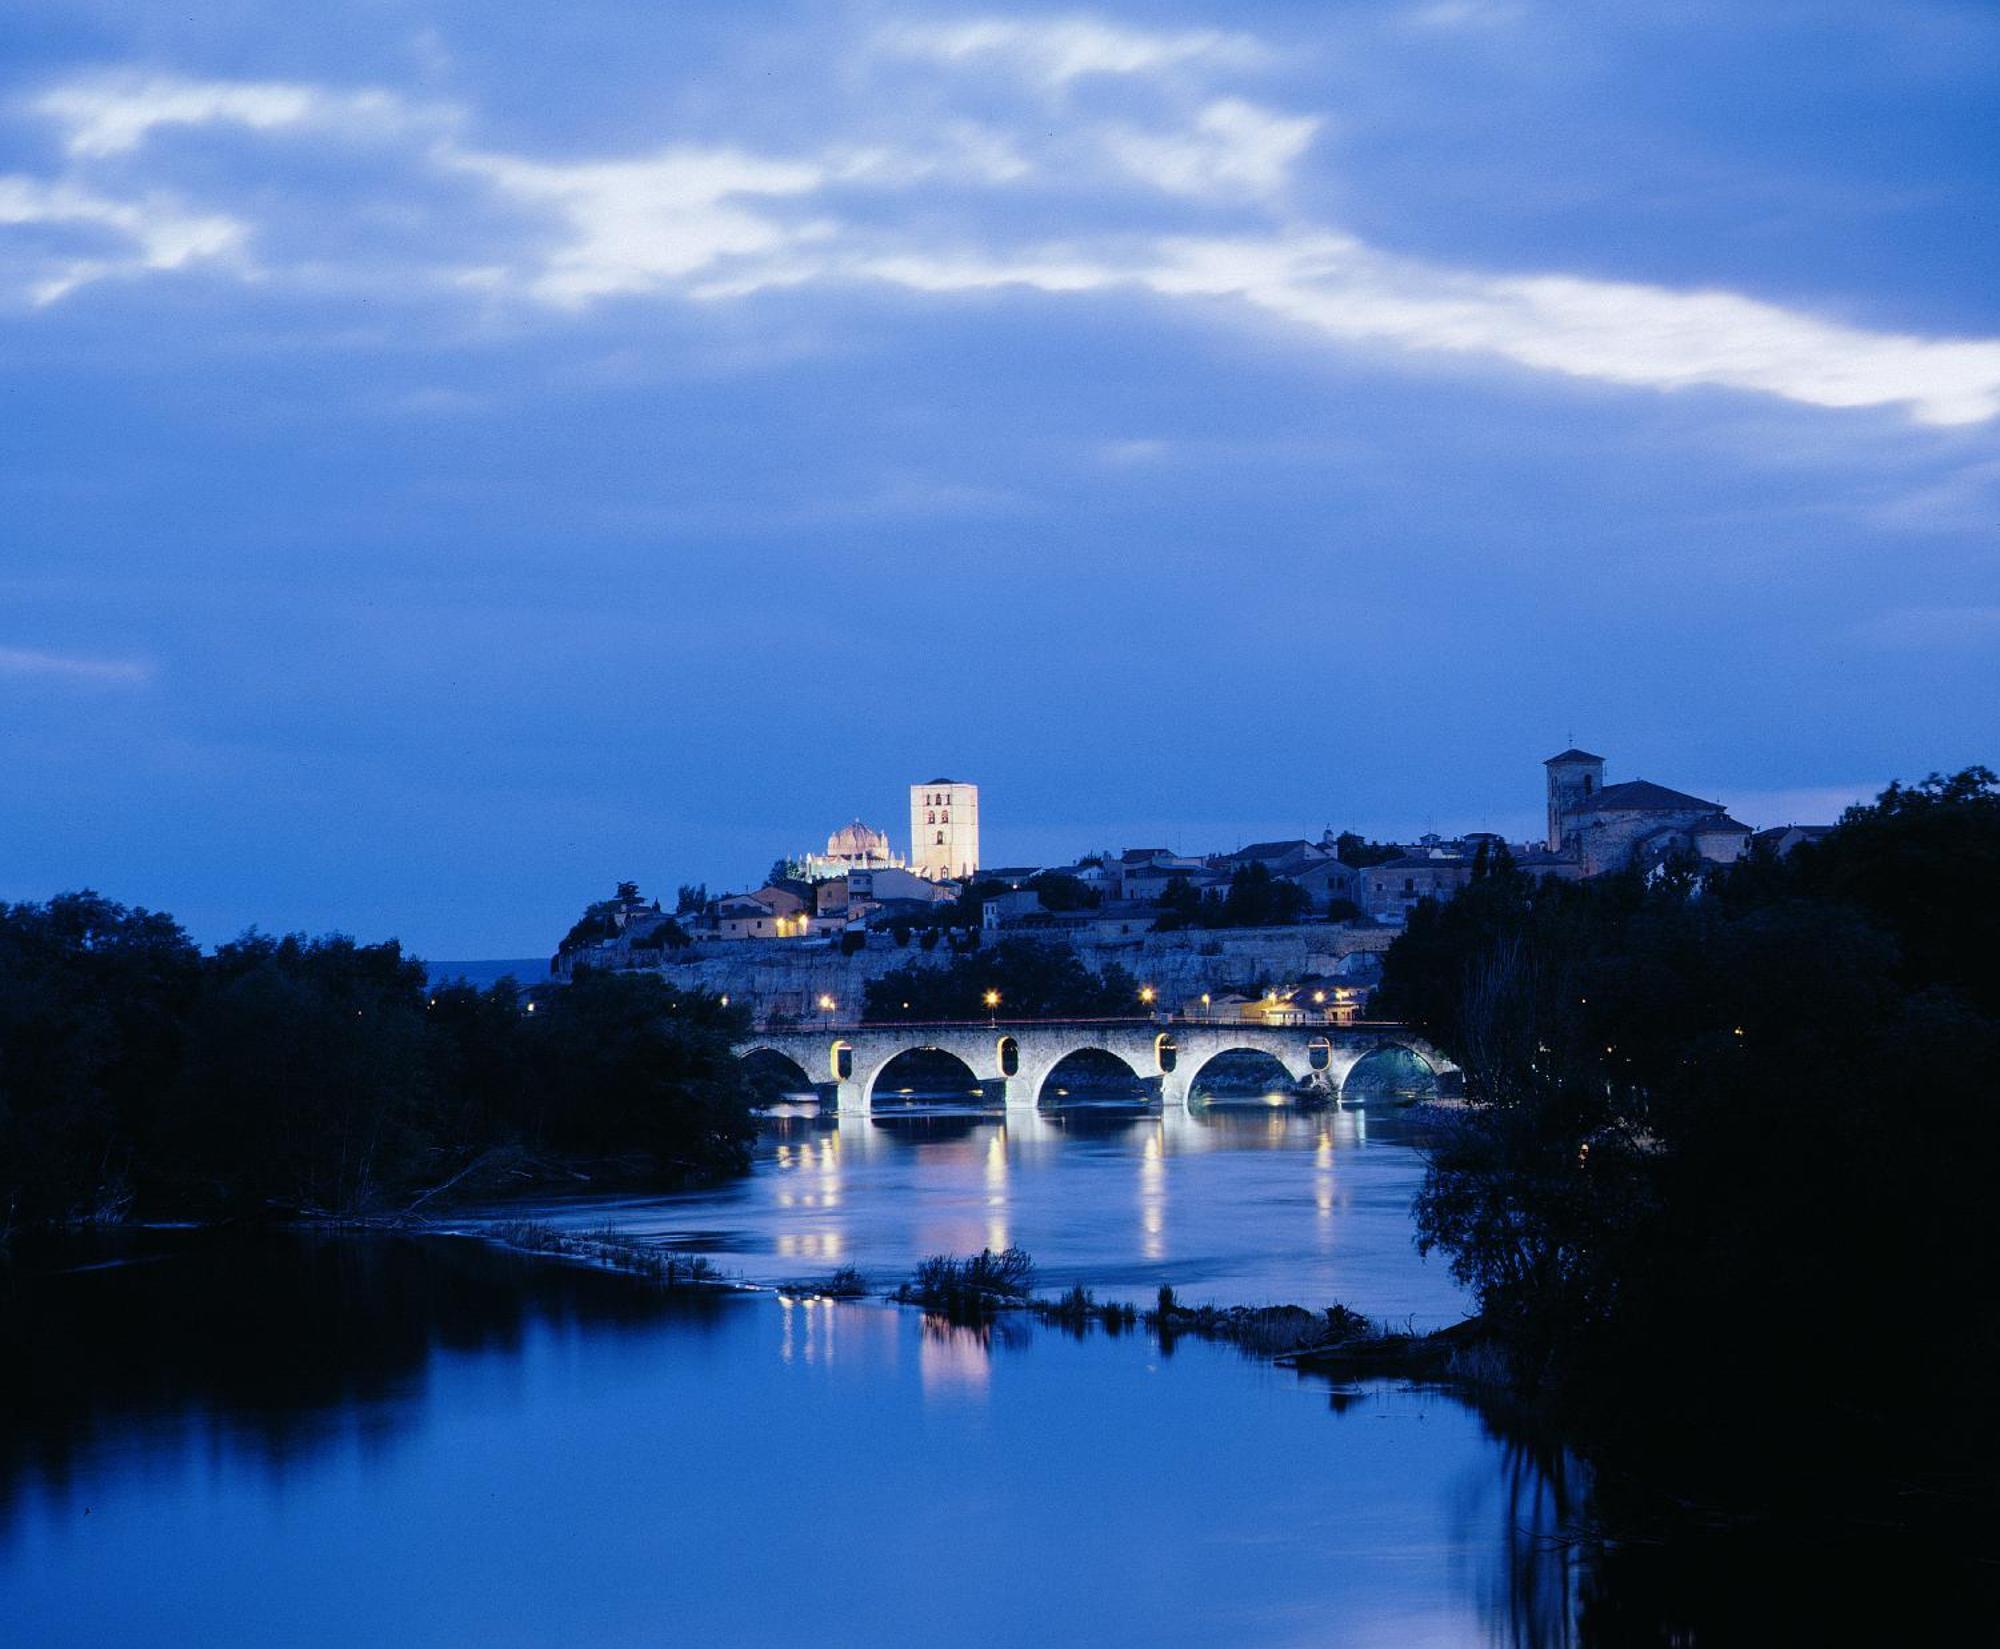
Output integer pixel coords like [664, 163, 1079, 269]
[1029, 870, 1100, 911]
[1153, 862, 1312, 930]
[0, 897, 759, 1225]
[1335, 831, 1403, 868]
[861, 938, 1142, 1021]
[1378, 770, 2000, 1509]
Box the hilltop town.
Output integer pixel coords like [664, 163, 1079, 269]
[554, 753, 1830, 1026]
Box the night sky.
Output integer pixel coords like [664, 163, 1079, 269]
[3, 2, 1995, 955]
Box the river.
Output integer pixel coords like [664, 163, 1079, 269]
[2, 1104, 1954, 1643]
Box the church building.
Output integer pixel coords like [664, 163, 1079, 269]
[1544, 749, 1752, 877]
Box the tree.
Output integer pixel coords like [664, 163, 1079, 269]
[1030, 870, 1100, 911]
[1384, 770, 2000, 1508]
[674, 883, 708, 916]
[1335, 830, 1403, 868]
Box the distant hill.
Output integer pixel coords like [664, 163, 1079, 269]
[424, 957, 551, 990]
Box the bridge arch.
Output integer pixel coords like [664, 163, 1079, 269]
[1340, 1044, 1440, 1106]
[737, 1045, 817, 1103]
[864, 1045, 996, 1111]
[1035, 1046, 1152, 1109]
[1184, 1045, 1309, 1105]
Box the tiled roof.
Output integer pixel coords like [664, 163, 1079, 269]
[1578, 778, 1723, 814]
[1543, 748, 1607, 765]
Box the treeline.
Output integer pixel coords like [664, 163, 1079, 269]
[0, 895, 759, 1228]
[1153, 862, 1314, 930]
[862, 938, 1145, 1022]
[1376, 770, 2000, 1503]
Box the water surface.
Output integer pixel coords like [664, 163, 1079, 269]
[474, 1106, 1467, 1326]
[0, 1233, 1562, 1648]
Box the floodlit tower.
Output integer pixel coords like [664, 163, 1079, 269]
[1543, 748, 1606, 851]
[910, 779, 980, 880]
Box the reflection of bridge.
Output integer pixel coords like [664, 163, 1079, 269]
[738, 1018, 1457, 1116]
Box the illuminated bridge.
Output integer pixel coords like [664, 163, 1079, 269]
[736, 1018, 1457, 1116]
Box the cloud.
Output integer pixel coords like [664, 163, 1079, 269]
[0, 646, 153, 686]
[0, 174, 243, 302]
[7, 39, 2000, 428]
[828, 232, 2000, 426]
[1103, 99, 1318, 199]
[880, 16, 1268, 86]
[446, 146, 829, 305]
[31, 72, 437, 158]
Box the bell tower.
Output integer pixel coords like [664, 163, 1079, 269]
[1543, 748, 1606, 851]
[910, 779, 980, 880]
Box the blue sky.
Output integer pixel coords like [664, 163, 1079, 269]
[3, 0, 1996, 957]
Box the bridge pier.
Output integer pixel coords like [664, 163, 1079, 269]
[834, 1080, 867, 1117]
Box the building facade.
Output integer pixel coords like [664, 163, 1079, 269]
[910, 778, 980, 880]
[1544, 749, 1752, 875]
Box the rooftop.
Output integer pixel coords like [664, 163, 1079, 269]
[1578, 778, 1724, 814]
[1544, 747, 1607, 765]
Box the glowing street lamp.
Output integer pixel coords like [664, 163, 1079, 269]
[817, 993, 837, 1021]
[983, 988, 1001, 1025]
[1139, 984, 1157, 1011]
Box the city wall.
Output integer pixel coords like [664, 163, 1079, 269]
[628, 924, 1393, 1022]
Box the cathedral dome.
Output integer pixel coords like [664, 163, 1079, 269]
[826, 820, 891, 861]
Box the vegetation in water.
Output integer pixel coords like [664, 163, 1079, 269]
[0, 898, 762, 1227]
[1375, 768, 2000, 1517]
[893, 1245, 1036, 1311]
[488, 1220, 723, 1286]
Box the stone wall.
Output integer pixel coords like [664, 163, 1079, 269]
[612, 923, 1393, 1023]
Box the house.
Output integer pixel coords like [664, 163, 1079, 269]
[1751, 824, 1833, 858]
[1363, 851, 1479, 923]
[1215, 838, 1332, 879]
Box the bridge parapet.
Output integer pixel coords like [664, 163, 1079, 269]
[737, 1018, 1455, 1117]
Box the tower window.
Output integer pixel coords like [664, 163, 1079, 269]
[1583, 775, 1594, 794]
[935, 831, 944, 845]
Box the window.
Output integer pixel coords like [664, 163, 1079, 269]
[1583, 775, 1594, 795]
[936, 831, 945, 845]
[1403, 877, 1415, 893]
[927, 810, 935, 824]
[941, 810, 949, 823]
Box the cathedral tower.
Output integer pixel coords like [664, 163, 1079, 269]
[910, 779, 980, 880]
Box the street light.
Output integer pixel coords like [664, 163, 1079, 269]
[984, 988, 1001, 1025]
[1139, 984, 1156, 1011]
[1200, 992, 1210, 1022]
[818, 994, 837, 1021]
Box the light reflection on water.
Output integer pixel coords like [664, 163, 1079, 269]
[474, 1103, 1464, 1326]
[0, 1233, 1569, 1648]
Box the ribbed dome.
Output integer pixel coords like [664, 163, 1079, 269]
[825, 820, 890, 859]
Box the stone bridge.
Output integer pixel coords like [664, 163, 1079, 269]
[737, 1018, 1457, 1116]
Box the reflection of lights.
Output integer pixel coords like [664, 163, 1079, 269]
[1139, 1122, 1167, 1259]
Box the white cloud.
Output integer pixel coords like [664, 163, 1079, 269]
[1103, 99, 1318, 199]
[882, 16, 1267, 86]
[0, 646, 152, 685]
[32, 73, 435, 158]
[8, 52, 2000, 429]
[448, 147, 828, 305]
[0, 174, 243, 302]
[852, 231, 2000, 426]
